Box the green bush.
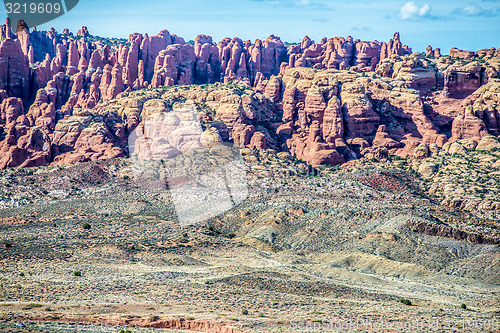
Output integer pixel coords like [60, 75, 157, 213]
[399, 298, 412, 306]
[241, 308, 249, 315]
[22, 303, 43, 310]
[73, 271, 82, 277]
[461, 303, 467, 309]
[82, 223, 91, 230]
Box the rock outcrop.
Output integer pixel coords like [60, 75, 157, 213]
[0, 23, 499, 170]
[0, 38, 30, 99]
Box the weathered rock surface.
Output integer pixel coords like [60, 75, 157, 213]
[0, 23, 500, 170]
[0, 39, 29, 99]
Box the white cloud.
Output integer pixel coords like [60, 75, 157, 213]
[350, 25, 372, 31]
[399, 1, 432, 19]
[453, 4, 499, 16]
[462, 5, 483, 15]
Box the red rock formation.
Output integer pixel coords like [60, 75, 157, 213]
[322, 97, 344, 145]
[77, 26, 90, 38]
[340, 81, 379, 140]
[426, 45, 433, 57]
[0, 38, 30, 99]
[106, 63, 124, 100]
[380, 32, 412, 60]
[449, 48, 476, 59]
[124, 34, 141, 85]
[150, 44, 196, 87]
[287, 120, 345, 167]
[444, 61, 483, 98]
[27, 88, 57, 130]
[141, 30, 174, 82]
[263, 75, 281, 103]
[249, 131, 267, 149]
[194, 35, 219, 84]
[322, 37, 355, 69]
[52, 109, 126, 164]
[232, 124, 255, 148]
[1, 24, 499, 170]
[390, 53, 437, 93]
[0, 122, 51, 168]
[0, 97, 23, 125]
[247, 35, 287, 81]
[355, 41, 381, 67]
[15, 20, 30, 57]
[450, 106, 489, 141]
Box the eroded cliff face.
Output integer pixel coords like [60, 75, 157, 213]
[0, 20, 499, 169]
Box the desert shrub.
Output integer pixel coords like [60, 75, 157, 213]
[461, 303, 467, 309]
[22, 303, 43, 310]
[400, 298, 412, 306]
[177, 238, 189, 243]
[73, 271, 82, 277]
[4, 242, 12, 248]
[82, 223, 91, 230]
[182, 232, 188, 238]
[224, 233, 236, 239]
[241, 308, 249, 315]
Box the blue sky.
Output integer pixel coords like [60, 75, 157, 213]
[1, 0, 499, 53]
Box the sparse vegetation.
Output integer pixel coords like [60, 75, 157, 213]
[400, 298, 412, 306]
[22, 303, 43, 310]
